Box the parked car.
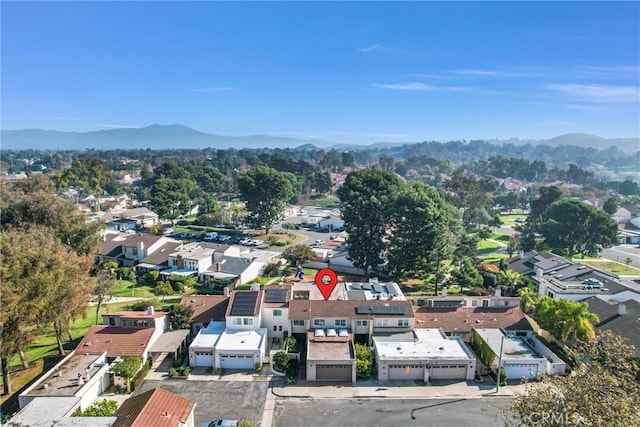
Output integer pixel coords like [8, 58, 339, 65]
[201, 419, 238, 427]
[239, 237, 252, 245]
[203, 232, 219, 241]
[314, 239, 325, 245]
[218, 234, 232, 242]
[250, 239, 264, 246]
[515, 218, 525, 223]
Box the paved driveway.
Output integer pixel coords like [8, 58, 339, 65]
[135, 379, 268, 426]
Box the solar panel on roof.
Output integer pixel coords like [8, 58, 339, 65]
[360, 283, 371, 290]
[356, 305, 406, 315]
[372, 283, 384, 294]
[264, 289, 287, 303]
[230, 292, 259, 316]
[386, 285, 398, 296]
[350, 283, 362, 290]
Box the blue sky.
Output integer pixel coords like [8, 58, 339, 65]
[2, 1, 639, 144]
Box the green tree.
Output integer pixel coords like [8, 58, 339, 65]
[520, 186, 563, 252]
[540, 199, 619, 257]
[387, 183, 460, 293]
[449, 257, 483, 289]
[516, 285, 539, 314]
[155, 281, 174, 305]
[624, 257, 633, 270]
[602, 196, 619, 215]
[150, 178, 195, 222]
[282, 244, 317, 266]
[273, 351, 290, 373]
[94, 267, 116, 325]
[168, 304, 194, 329]
[73, 399, 118, 417]
[506, 234, 518, 258]
[110, 356, 143, 393]
[477, 226, 492, 241]
[237, 166, 294, 234]
[354, 343, 372, 379]
[337, 169, 403, 275]
[1, 184, 103, 256]
[504, 331, 640, 427]
[534, 297, 599, 345]
[497, 270, 522, 296]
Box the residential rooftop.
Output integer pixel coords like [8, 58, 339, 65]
[77, 326, 154, 357]
[289, 299, 414, 320]
[413, 305, 532, 333]
[190, 321, 226, 349]
[474, 328, 541, 360]
[7, 396, 117, 427]
[113, 387, 196, 427]
[307, 340, 353, 361]
[374, 329, 474, 361]
[215, 329, 267, 352]
[180, 295, 230, 324]
[26, 354, 105, 397]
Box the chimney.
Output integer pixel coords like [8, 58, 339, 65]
[495, 287, 502, 297]
[216, 262, 221, 272]
[223, 287, 230, 297]
[618, 303, 626, 316]
[147, 306, 154, 315]
[137, 240, 144, 260]
[177, 255, 184, 269]
[518, 250, 524, 259]
[441, 287, 448, 297]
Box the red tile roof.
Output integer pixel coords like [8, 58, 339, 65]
[114, 387, 196, 427]
[180, 295, 230, 324]
[413, 306, 532, 333]
[77, 326, 154, 357]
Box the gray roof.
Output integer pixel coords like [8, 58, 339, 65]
[140, 241, 183, 267]
[213, 256, 255, 276]
[6, 397, 118, 427]
[586, 298, 640, 356]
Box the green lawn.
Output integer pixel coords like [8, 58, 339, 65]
[476, 239, 502, 254]
[112, 280, 155, 298]
[573, 259, 640, 275]
[307, 195, 341, 208]
[499, 213, 527, 226]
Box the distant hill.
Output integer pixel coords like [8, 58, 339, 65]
[544, 133, 639, 152]
[0, 124, 329, 151]
[1, 125, 638, 152]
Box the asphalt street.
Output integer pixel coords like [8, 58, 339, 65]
[601, 245, 640, 268]
[272, 397, 510, 427]
[135, 380, 269, 426]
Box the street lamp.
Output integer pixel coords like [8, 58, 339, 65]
[496, 331, 514, 393]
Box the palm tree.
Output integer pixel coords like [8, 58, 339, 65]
[559, 300, 599, 346]
[516, 285, 539, 314]
[498, 270, 522, 296]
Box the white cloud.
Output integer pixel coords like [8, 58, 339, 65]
[359, 44, 381, 53]
[449, 69, 526, 77]
[373, 82, 468, 92]
[545, 83, 639, 103]
[96, 124, 137, 129]
[54, 116, 87, 121]
[187, 87, 234, 93]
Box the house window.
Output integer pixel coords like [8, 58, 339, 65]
[356, 320, 368, 327]
[471, 299, 478, 307]
[397, 319, 409, 327]
[232, 318, 242, 326]
[278, 326, 283, 331]
[273, 309, 282, 317]
[375, 319, 388, 327]
[334, 319, 347, 327]
[482, 300, 489, 307]
[108, 317, 115, 326]
[243, 318, 253, 326]
[313, 319, 325, 327]
[273, 326, 277, 331]
[504, 301, 509, 306]
[293, 320, 305, 327]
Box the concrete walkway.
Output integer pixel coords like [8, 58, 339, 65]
[271, 378, 527, 400]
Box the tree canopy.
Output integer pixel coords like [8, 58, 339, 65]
[237, 166, 294, 234]
[505, 331, 640, 427]
[337, 169, 404, 274]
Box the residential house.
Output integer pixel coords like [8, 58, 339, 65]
[261, 286, 290, 338]
[8, 396, 116, 427]
[106, 217, 138, 232]
[113, 387, 196, 427]
[412, 295, 532, 341]
[163, 244, 215, 280]
[585, 297, 640, 356]
[180, 295, 230, 334]
[306, 329, 356, 383]
[317, 210, 344, 232]
[373, 329, 476, 381]
[18, 352, 112, 412]
[188, 290, 267, 370]
[96, 233, 178, 268]
[471, 328, 566, 380]
[104, 207, 159, 229]
[136, 240, 184, 273]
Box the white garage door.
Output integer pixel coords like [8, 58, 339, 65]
[219, 354, 254, 369]
[316, 364, 352, 381]
[431, 364, 467, 380]
[194, 351, 213, 367]
[389, 364, 424, 380]
[504, 364, 538, 380]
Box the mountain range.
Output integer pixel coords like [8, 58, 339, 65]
[1, 124, 638, 152]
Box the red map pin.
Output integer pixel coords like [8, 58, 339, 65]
[315, 268, 338, 301]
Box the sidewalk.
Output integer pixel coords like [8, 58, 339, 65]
[271, 378, 527, 399]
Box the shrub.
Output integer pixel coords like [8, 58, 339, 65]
[168, 368, 178, 377]
[355, 343, 372, 379]
[285, 336, 297, 353]
[285, 359, 299, 384]
[73, 399, 118, 417]
[273, 351, 290, 372]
